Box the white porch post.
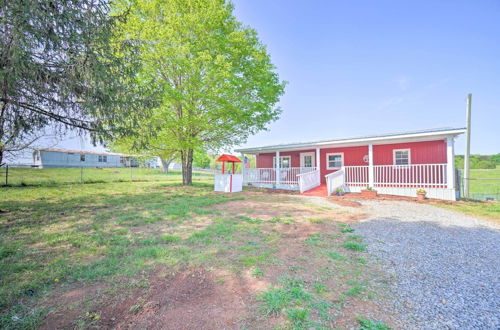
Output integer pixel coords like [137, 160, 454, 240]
[368, 144, 374, 188]
[316, 147, 321, 182]
[275, 150, 280, 187]
[241, 153, 246, 185]
[446, 137, 455, 189]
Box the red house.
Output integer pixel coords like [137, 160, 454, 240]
[235, 128, 465, 200]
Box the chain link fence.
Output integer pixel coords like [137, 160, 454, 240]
[457, 170, 500, 201]
[0, 164, 212, 187]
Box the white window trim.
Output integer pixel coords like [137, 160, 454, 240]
[300, 152, 315, 168]
[272, 155, 291, 168]
[326, 152, 344, 170]
[393, 148, 411, 165]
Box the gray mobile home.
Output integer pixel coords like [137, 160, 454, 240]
[33, 148, 159, 168]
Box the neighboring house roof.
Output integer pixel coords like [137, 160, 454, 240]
[35, 148, 128, 156]
[235, 127, 466, 154]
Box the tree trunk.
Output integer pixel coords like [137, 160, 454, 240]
[160, 157, 173, 173]
[181, 149, 193, 185]
[0, 149, 3, 166]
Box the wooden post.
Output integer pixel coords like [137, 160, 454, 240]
[464, 93, 472, 198]
[222, 162, 225, 174]
[5, 165, 8, 186]
[275, 151, 280, 187]
[368, 144, 374, 188]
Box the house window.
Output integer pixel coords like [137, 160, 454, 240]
[272, 156, 291, 168]
[120, 157, 125, 164]
[98, 155, 107, 162]
[326, 153, 343, 169]
[393, 149, 410, 165]
[80, 154, 85, 162]
[303, 155, 312, 167]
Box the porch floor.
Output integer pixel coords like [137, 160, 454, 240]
[301, 184, 327, 196]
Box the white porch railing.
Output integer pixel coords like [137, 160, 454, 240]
[326, 168, 345, 196]
[342, 164, 448, 188]
[297, 169, 320, 193]
[244, 168, 276, 184]
[344, 166, 369, 186]
[244, 167, 317, 186]
[374, 164, 447, 188]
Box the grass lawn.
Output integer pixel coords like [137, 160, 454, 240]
[0, 167, 213, 186]
[437, 166, 500, 223]
[0, 177, 392, 329]
[467, 166, 500, 196]
[432, 201, 500, 225]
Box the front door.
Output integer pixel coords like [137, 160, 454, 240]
[300, 152, 316, 168]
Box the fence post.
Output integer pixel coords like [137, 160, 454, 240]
[455, 169, 462, 200]
[130, 165, 132, 181]
[5, 165, 8, 186]
[80, 166, 83, 184]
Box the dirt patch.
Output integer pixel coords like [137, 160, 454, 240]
[40, 283, 107, 330]
[40, 267, 267, 330]
[100, 267, 249, 329]
[327, 198, 363, 208]
[211, 194, 360, 224]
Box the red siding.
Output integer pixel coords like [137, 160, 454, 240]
[373, 140, 446, 165]
[256, 150, 315, 168]
[320, 146, 368, 183]
[255, 139, 448, 185]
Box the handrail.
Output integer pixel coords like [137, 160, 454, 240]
[325, 167, 345, 196]
[297, 169, 320, 193]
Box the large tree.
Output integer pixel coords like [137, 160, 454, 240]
[0, 0, 152, 164]
[113, 0, 285, 185]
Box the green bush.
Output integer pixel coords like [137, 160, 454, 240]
[474, 160, 496, 169]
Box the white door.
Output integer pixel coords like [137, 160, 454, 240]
[300, 152, 315, 168]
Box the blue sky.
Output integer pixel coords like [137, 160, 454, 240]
[231, 0, 499, 154]
[29, 0, 499, 162]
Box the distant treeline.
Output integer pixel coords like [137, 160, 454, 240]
[455, 154, 500, 169]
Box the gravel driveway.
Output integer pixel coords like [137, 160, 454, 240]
[353, 200, 500, 329]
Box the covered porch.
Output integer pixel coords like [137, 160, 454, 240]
[236, 128, 466, 201]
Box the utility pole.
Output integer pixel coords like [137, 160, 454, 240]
[464, 93, 472, 199]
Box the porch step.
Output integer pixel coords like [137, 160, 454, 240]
[301, 184, 328, 196]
